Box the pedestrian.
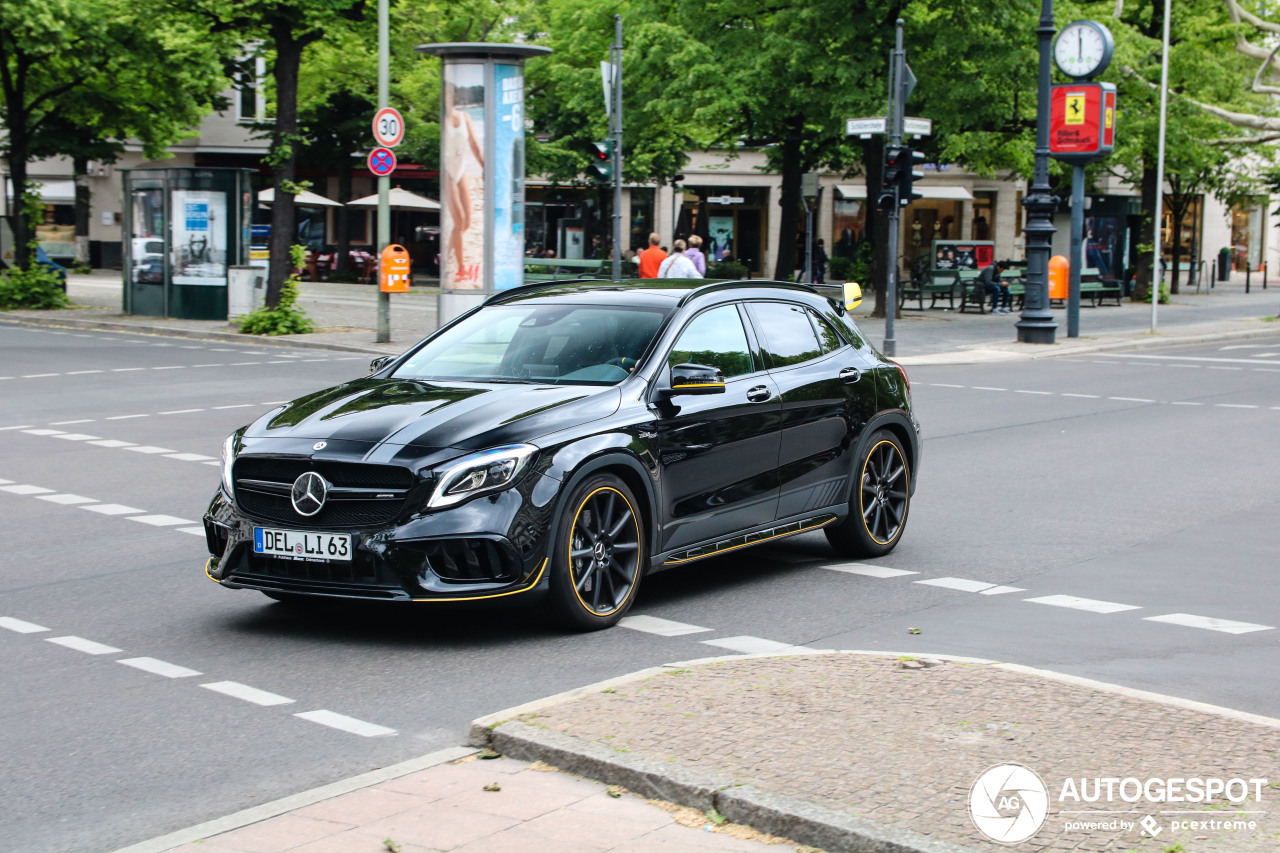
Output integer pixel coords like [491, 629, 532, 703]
[683, 235, 706, 276]
[813, 238, 828, 284]
[637, 232, 667, 279]
[658, 239, 703, 278]
[977, 259, 1012, 313]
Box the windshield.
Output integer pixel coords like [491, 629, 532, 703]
[392, 303, 671, 385]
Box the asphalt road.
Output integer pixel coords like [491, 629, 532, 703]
[2, 320, 1278, 852]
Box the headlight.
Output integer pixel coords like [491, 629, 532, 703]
[427, 444, 537, 509]
[221, 433, 237, 498]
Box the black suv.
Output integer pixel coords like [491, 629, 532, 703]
[204, 280, 920, 629]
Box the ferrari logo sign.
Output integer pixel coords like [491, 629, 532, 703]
[1064, 93, 1086, 125]
[1050, 82, 1116, 164]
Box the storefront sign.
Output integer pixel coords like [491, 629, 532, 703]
[1050, 82, 1116, 164]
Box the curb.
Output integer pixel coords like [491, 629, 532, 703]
[469, 649, 1280, 853]
[0, 313, 396, 355]
[107, 745, 475, 853]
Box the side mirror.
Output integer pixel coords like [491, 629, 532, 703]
[843, 282, 863, 311]
[664, 363, 726, 397]
[369, 355, 394, 374]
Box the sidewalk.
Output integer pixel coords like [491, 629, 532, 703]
[3, 270, 1278, 361]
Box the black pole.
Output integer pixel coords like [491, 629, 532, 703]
[1017, 0, 1059, 344]
[611, 15, 623, 282]
[1247, 261, 1252, 294]
[882, 20, 905, 357]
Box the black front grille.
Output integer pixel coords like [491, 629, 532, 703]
[233, 456, 416, 528]
[238, 551, 396, 586]
[235, 457, 413, 489]
[424, 538, 519, 583]
[236, 490, 404, 527]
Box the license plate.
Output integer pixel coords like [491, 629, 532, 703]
[253, 527, 351, 562]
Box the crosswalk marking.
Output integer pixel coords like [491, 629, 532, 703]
[618, 615, 713, 636]
[1143, 613, 1274, 635]
[1024, 594, 1141, 614]
[824, 564, 917, 578]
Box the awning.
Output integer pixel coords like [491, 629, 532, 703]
[347, 187, 441, 211]
[835, 184, 974, 201]
[5, 179, 77, 205]
[257, 187, 342, 208]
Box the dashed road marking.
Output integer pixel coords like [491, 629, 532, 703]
[23, 428, 65, 436]
[294, 710, 396, 738]
[972, 386, 1007, 391]
[701, 636, 810, 655]
[160, 409, 204, 415]
[36, 494, 98, 505]
[1025, 594, 1142, 614]
[124, 445, 176, 454]
[118, 657, 202, 678]
[213, 404, 252, 410]
[128, 514, 197, 527]
[915, 577, 997, 593]
[178, 526, 206, 536]
[106, 414, 150, 420]
[1143, 613, 1274, 635]
[53, 433, 101, 441]
[1107, 397, 1154, 403]
[112, 368, 145, 372]
[1215, 403, 1258, 409]
[0, 617, 49, 633]
[165, 453, 215, 462]
[0, 484, 54, 495]
[23, 373, 60, 378]
[618, 615, 713, 636]
[980, 585, 1028, 595]
[47, 636, 122, 655]
[88, 439, 136, 448]
[80, 503, 146, 515]
[50, 419, 95, 425]
[0, 425, 33, 430]
[201, 681, 294, 706]
[824, 564, 917, 578]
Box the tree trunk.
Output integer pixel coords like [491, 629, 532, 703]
[1131, 163, 1158, 302]
[335, 157, 353, 275]
[862, 137, 889, 319]
[266, 29, 307, 308]
[7, 129, 31, 270]
[73, 156, 91, 267]
[1167, 196, 1185, 295]
[771, 122, 803, 281]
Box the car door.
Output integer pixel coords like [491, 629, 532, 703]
[651, 302, 782, 553]
[745, 300, 877, 520]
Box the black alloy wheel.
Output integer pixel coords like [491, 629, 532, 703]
[548, 474, 645, 630]
[825, 429, 910, 558]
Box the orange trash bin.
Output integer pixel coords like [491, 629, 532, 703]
[380, 244, 412, 293]
[1049, 255, 1069, 301]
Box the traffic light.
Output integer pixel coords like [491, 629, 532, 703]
[879, 145, 906, 212]
[899, 146, 925, 207]
[586, 140, 613, 183]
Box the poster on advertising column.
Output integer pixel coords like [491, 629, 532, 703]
[493, 63, 526, 291]
[170, 190, 227, 286]
[442, 63, 486, 290]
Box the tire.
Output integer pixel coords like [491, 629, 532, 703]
[546, 474, 646, 631]
[825, 430, 911, 558]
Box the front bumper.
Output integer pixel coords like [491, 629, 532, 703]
[203, 472, 559, 602]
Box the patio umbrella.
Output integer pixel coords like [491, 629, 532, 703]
[346, 187, 441, 210]
[257, 187, 342, 208]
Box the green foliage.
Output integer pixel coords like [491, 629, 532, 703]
[705, 261, 749, 280]
[828, 256, 854, 282]
[0, 264, 70, 310]
[238, 246, 316, 336]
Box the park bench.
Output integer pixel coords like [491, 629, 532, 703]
[1048, 268, 1123, 307]
[523, 258, 605, 282]
[958, 269, 987, 313]
[901, 270, 958, 310]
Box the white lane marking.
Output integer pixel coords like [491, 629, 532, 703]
[1014, 390, 1053, 395]
[262, 401, 290, 405]
[1024, 594, 1141, 614]
[1206, 366, 1242, 371]
[23, 429, 66, 436]
[1167, 364, 1202, 369]
[47, 636, 122, 655]
[203, 460, 221, 466]
[980, 585, 1027, 595]
[1107, 397, 1155, 403]
[229, 362, 260, 366]
[700, 636, 811, 655]
[112, 368, 145, 372]
[209, 348, 238, 352]
[37, 494, 98, 505]
[151, 366, 186, 370]
[53, 433, 101, 441]
[1170, 401, 1203, 406]
[118, 657, 202, 678]
[824, 564, 918, 578]
[23, 373, 60, 378]
[165, 453, 215, 462]
[1, 484, 55, 495]
[1092, 353, 1280, 366]
[972, 386, 1007, 391]
[128, 514, 197, 527]
[914, 577, 996, 593]
[0, 478, 11, 484]
[160, 409, 204, 415]
[0, 617, 49, 633]
[50, 419, 95, 425]
[213, 404, 252, 410]
[294, 710, 397, 738]
[930, 383, 966, 388]
[191, 364, 224, 368]
[1060, 393, 1100, 398]
[124, 446, 176, 454]
[106, 414, 150, 420]
[178, 527, 206, 536]
[1215, 404, 1258, 409]
[618, 615, 713, 636]
[267, 360, 292, 364]
[179, 346, 204, 350]
[0, 425, 33, 430]
[89, 439, 136, 448]
[81, 503, 146, 515]
[200, 681, 295, 706]
[1143, 613, 1274, 635]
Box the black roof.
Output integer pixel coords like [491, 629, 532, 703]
[486, 278, 824, 309]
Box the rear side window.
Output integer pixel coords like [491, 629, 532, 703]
[750, 302, 823, 368]
[668, 305, 754, 378]
[807, 309, 846, 353]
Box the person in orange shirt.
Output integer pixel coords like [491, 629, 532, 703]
[637, 232, 667, 278]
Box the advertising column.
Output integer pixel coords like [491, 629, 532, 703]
[418, 43, 551, 326]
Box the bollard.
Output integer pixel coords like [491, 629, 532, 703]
[1246, 262, 1251, 294]
[1264, 261, 1268, 290]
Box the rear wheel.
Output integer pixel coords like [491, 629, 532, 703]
[826, 430, 910, 558]
[547, 474, 645, 631]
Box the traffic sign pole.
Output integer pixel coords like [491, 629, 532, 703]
[611, 15, 623, 283]
[883, 19, 906, 357]
[376, 0, 391, 344]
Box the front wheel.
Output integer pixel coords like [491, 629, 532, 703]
[547, 474, 645, 631]
[826, 430, 911, 558]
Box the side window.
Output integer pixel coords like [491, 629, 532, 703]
[668, 305, 754, 378]
[824, 307, 866, 349]
[808, 309, 846, 354]
[750, 302, 823, 368]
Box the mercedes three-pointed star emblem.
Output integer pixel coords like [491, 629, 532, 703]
[290, 471, 329, 517]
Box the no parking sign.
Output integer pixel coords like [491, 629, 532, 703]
[368, 147, 397, 176]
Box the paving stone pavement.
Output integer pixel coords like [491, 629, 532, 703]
[161, 755, 798, 853]
[513, 653, 1280, 852]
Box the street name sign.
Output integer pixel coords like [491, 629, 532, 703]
[846, 116, 932, 137]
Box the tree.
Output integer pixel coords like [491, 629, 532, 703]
[0, 0, 226, 269]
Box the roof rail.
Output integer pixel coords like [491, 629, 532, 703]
[675, 279, 818, 307]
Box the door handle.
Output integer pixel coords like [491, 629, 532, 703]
[839, 367, 862, 384]
[745, 385, 772, 402]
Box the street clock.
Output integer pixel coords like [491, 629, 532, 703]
[1054, 20, 1114, 81]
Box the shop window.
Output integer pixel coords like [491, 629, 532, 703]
[628, 188, 655, 254]
[972, 191, 996, 241]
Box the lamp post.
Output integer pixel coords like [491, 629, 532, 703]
[1017, 0, 1059, 344]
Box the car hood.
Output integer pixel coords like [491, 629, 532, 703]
[246, 377, 621, 451]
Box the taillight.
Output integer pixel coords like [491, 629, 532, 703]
[894, 362, 910, 394]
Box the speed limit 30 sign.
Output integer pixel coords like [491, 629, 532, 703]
[372, 107, 404, 148]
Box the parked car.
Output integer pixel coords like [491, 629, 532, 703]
[203, 279, 920, 629]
